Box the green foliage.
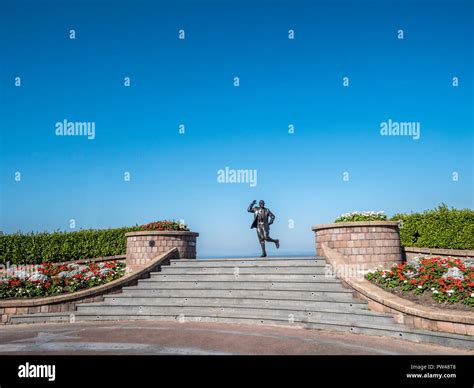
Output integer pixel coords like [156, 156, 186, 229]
[334, 211, 387, 223]
[0, 260, 126, 298]
[391, 204, 474, 250]
[0, 227, 139, 265]
[140, 220, 188, 231]
[0, 220, 189, 265]
[366, 257, 474, 307]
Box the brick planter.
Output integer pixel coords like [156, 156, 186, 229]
[125, 231, 199, 269]
[312, 221, 402, 267]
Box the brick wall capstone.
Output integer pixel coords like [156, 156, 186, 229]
[403, 247, 474, 261]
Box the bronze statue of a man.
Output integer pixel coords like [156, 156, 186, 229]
[247, 200, 280, 257]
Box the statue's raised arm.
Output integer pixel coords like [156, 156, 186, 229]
[247, 200, 257, 213]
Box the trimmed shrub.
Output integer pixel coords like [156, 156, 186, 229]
[391, 205, 474, 250]
[0, 220, 189, 265]
[0, 227, 137, 265]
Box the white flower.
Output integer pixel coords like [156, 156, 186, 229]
[382, 274, 386, 278]
[99, 268, 113, 276]
[446, 289, 455, 294]
[418, 285, 422, 289]
[433, 290, 439, 294]
[471, 293, 474, 298]
[28, 273, 49, 282]
[404, 280, 408, 283]
[442, 267, 465, 281]
[404, 270, 417, 279]
[13, 270, 29, 280]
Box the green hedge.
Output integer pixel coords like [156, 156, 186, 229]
[0, 226, 141, 265]
[391, 204, 474, 250]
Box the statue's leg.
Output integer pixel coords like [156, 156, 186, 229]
[265, 228, 280, 249]
[266, 237, 280, 249]
[274, 238, 280, 249]
[257, 225, 267, 257]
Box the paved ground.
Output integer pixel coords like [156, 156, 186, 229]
[0, 321, 472, 355]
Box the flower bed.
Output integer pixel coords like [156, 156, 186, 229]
[139, 220, 188, 231]
[334, 211, 387, 223]
[366, 257, 474, 307]
[0, 260, 125, 298]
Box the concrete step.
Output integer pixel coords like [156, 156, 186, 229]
[161, 266, 328, 274]
[133, 280, 348, 291]
[120, 288, 356, 301]
[148, 273, 338, 282]
[10, 312, 474, 350]
[170, 258, 323, 267]
[74, 304, 395, 325]
[100, 296, 368, 312]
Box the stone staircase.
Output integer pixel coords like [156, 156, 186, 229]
[10, 257, 474, 349]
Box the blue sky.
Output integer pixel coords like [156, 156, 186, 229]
[0, 0, 472, 257]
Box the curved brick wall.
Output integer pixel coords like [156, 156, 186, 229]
[312, 221, 402, 266]
[125, 231, 199, 269]
[403, 247, 474, 261]
[322, 244, 474, 337]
